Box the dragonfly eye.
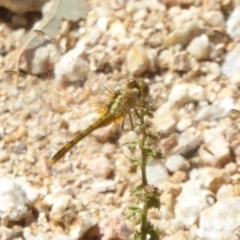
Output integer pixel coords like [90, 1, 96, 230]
[127, 79, 138, 89]
[139, 80, 149, 100]
[127, 79, 149, 100]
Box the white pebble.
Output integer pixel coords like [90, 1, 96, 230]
[96, 17, 109, 32]
[187, 34, 210, 60]
[108, 21, 127, 39]
[227, 5, 240, 39]
[203, 11, 225, 27]
[0, 150, 10, 163]
[126, 45, 149, 75]
[0, 178, 31, 225]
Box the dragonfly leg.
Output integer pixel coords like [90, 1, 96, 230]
[129, 113, 134, 130]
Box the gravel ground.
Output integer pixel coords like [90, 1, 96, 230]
[1, 1, 240, 240]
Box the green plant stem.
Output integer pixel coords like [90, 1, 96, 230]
[127, 98, 160, 239]
[139, 110, 148, 240]
[140, 135, 148, 186]
[141, 201, 148, 240]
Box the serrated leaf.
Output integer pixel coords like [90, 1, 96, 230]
[129, 157, 140, 164]
[129, 165, 138, 174]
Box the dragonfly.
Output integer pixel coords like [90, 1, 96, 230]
[5, 30, 239, 168]
[5, 30, 151, 166]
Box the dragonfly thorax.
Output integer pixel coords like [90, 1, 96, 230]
[112, 79, 150, 115]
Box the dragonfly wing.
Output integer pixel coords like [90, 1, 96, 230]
[146, 103, 237, 172]
[18, 30, 115, 114]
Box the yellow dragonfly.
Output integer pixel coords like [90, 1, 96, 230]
[5, 30, 239, 168]
[5, 30, 151, 166]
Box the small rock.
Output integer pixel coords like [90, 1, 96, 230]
[169, 52, 191, 72]
[96, 17, 109, 32]
[203, 11, 225, 28]
[0, 226, 14, 240]
[198, 197, 240, 240]
[229, 72, 240, 88]
[208, 62, 221, 76]
[164, 20, 204, 47]
[91, 180, 116, 193]
[15, 126, 27, 140]
[87, 29, 102, 45]
[199, 135, 232, 168]
[99, 214, 129, 240]
[158, 49, 173, 69]
[176, 118, 192, 132]
[51, 234, 73, 240]
[202, 0, 221, 11]
[108, 21, 127, 39]
[101, 143, 115, 158]
[148, 32, 163, 47]
[222, 44, 240, 78]
[92, 125, 117, 143]
[170, 171, 188, 184]
[0, 177, 31, 226]
[133, 8, 147, 21]
[216, 184, 235, 200]
[175, 179, 215, 228]
[218, 87, 235, 100]
[161, 181, 181, 197]
[23, 227, 44, 240]
[194, 105, 232, 122]
[54, 41, 89, 82]
[47, 192, 83, 225]
[126, 45, 149, 75]
[226, 5, 240, 39]
[118, 131, 138, 146]
[166, 230, 188, 240]
[69, 211, 97, 239]
[160, 193, 174, 212]
[165, 155, 190, 173]
[87, 156, 113, 179]
[0, 0, 48, 14]
[160, 134, 181, 158]
[168, 219, 185, 235]
[21, 37, 55, 75]
[191, 167, 225, 193]
[152, 107, 179, 134]
[0, 150, 10, 163]
[146, 159, 170, 187]
[225, 162, 238, 176]
[37, 212, 48, 232]
[20, 182, 39, 203]
[146, 48, 158, 72]
[187, 34, 211, 60]
[168, 84, 203, 107]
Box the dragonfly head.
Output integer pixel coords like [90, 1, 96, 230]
[126, 78, 150, 103]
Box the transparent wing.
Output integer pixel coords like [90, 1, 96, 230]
[121, 102, 238, 173]
[152, 103, 239, 172]
[15, 30, 116, 116]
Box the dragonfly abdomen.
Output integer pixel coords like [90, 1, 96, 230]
[48, 112, 120, 165]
